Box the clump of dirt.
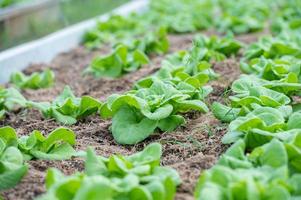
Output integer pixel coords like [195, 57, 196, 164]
[1, 33, 261, 200]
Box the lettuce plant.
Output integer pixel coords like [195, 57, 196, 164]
[240, 56, 301, 94]
[221, 110, 301, 173]
[28, 86, 102, 125]
[216, 14, 264, 35]
[0, 87, 27, 119]
[241, 56, 301, 80]
[100, 79, 210, 144]
[85, 44, 149, 78]
[144, 0, 213, 33]
[215, 0, 269, 34]
[0, 126, 28, 191]
[153, 40, 219, 80]
[270, 0, 301, 35]
[243, 37, 301, 61]
[84, 14, 170, 55]
[192, 35, 242, 61]
[0, 126, 76, 161]
[164, 35, 242, 64]
[37, 143, 180, 200]
[122, 27, 170, 55]
[212, 75, 293, 123]
[222, 105, 289, 144]
[195, 139, 301, 200]
[10, 69, 55, 90]
[83, 14, 145, 49]
[18, 127, 76, 160]
[0, 126, 76, 191]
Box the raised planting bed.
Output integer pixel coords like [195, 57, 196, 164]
[1, 0, 301, 200]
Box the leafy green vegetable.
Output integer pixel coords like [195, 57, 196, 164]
[28, 86, 102, 125]
[211, 102, 240, 123]
[0, 126, 76, 161]
[85, 44, 149, 78]
[243, 37, 301, 61]
[192, 35, 242, 61]
[195, 139, 301, 200]
[18, 127, 76, 160]
[38, 143, 180, 200]
[0, 87, 27, 119]
[0, 126, 27, 191]
[222, 106, 288, 144]
[100, 79, 209, 144]
[85, 26, 170, 78]
[144, 0, 213, 33]
[142, 36, 221, 82]
[84, 13, 170, 55]
[10, 69, 55, 90]
[215, 0, 269, 34]
[119, 27, 170, 55]
[270, 0, 301, 35]
[240, 57, 301, 95]
[83, 14, 145, 49]
[0, 126, 77, 191]
[212, 74, 294, 124]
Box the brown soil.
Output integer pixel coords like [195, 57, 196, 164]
[1, 33, 259, 200]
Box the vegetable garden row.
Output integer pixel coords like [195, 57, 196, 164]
[1, 0, 301, 199]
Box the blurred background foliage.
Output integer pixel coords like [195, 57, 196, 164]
[0, 0, 129, 51]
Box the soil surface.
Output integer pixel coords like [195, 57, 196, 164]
[1, 32, 260, 200]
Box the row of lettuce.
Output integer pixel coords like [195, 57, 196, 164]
[0, 123, 180, 199]
[83, 0, 300, 48]
[195, 14, 301, 200]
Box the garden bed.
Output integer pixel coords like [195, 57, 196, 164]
[1, 0, 299, 199]
[1, 31, 261, 200]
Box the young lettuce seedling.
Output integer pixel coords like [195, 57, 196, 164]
[28, 86, 102, 125]
[85, 44, 149, 78]
[10, 69, 55, 90]
[0, 126, 28, 191]
[0, 126, 77, 191]
[0, 87, 27, 119]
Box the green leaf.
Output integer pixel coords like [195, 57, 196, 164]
[211, 102, 240, 123]
[10, 69, 55, 90]
[40, 143, 180, 199]
[287, 112, 301, 129]
[73, 176, 114, 200]
[127, 143, 162, 167]
[141, 104, 174, 121]
[30, 86, 101, 125]
[112, 106, 157, 145]
[158, 115, 185, 132]
[175, 99, 209, 113]
[85, 147, 107, 176]
[0, 126, 18, 145]
[86, 44, 149, 78]
[0, 165, 28, 191]
[18, 128, 76, 160]
[249, 139, 288, 168]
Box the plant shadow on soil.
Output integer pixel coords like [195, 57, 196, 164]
[0, 31, 263, 200]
